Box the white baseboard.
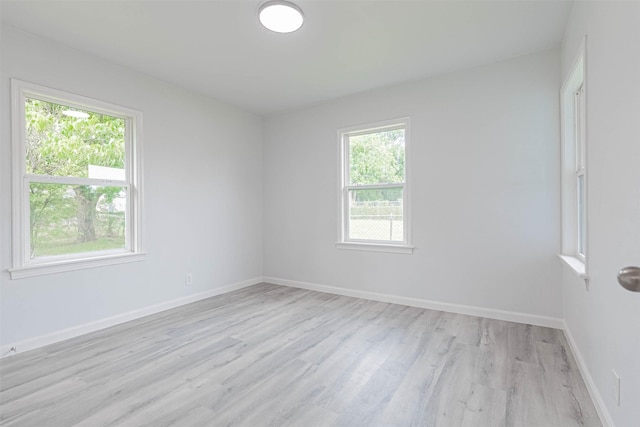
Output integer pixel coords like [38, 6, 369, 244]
[263, 276, 564, 329]
[563, 321, 614, 427]
[1, 275, 565, 358]
[0, 277, 262, 358]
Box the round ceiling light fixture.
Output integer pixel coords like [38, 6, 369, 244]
[259, 1, 304, 33]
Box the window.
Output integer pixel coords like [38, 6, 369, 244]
[575, 84, 586, 259]
[10, 80, 144, 279]
[337, 118, 413, 254]
[560, 44, 587, 275]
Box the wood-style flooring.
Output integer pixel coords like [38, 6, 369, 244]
[0, 283, 601, 426]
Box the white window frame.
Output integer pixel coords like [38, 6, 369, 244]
[575, 83, 586, 261]
[559, 39, 588, 280]
[9, 80, 145, 279]
[336, 117, 413, 254]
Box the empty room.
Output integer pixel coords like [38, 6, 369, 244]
[0, 1, 638, 426]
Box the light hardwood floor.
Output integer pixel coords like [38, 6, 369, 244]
[0, 283, 600, 426]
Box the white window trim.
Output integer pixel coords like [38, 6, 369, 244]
[559, 38, 588, 281]
[9, 79, 145, 279]
[336, 117, 413, 255]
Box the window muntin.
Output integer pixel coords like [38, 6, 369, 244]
[340, 119, 410, 247]
[11, 80, 143, 276]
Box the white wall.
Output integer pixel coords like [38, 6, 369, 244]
[0, 27, 263, 348]
[263, 49, 562, 320]
[561, 3, 640, 426]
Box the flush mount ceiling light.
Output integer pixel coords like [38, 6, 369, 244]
[259, 0, 304, 33]
[62, 110, 90, 119]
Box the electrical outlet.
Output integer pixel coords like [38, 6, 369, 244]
[612, 369, 621, 406]
[185, 273, 193, 286]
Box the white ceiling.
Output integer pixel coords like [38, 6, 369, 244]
[1, 0, 574, 116]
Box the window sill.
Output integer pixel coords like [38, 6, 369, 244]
[335, 242, 414, 255]
[8, 252, 146, 279]
[558, 254, 589, 281]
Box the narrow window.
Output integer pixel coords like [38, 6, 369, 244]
[338, 118, 412, 253]
[560, 45, 587, 268]
[575, 84, 586, 259]
[10, 80, 144, 278]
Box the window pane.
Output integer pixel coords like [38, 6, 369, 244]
[577, 174, 585, 255]
[575, 85, 586, 171]
[349, 128, 405, 185]
[25, 98, 126, 179]
[348, 188, 403, 241]
[29, 182, 127, 258]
